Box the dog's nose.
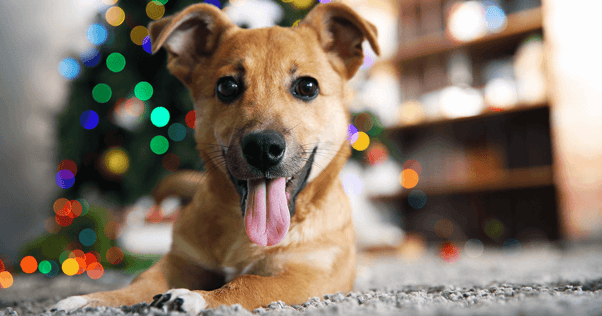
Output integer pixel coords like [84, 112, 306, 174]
[242, 130, 286, 173]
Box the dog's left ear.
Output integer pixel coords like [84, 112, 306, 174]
[300, 1, 380, 80]
[148, 4, 235, 88]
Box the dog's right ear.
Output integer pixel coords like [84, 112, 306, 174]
[148, 4, 235, 88]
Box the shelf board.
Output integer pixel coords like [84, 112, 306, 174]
[387, 101, 548, 133]
[395, 7, 543, 63]
[370, 165, 554, 202]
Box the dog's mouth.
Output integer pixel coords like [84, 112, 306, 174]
[227, 147, 317, 246]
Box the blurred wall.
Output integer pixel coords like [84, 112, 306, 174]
[0, 1, 99, 262]
[544, 0, 602, 240]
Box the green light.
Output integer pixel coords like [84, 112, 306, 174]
[150, 135, 169, 154]
[106, 52, 126, 72]
[155, 0, 168, 4]
[38, 260, 51, 274]
[92, 83, 112, 103]
[135, 81, 153, 101]
[151, 107, 170, 127]
[59, 250, 70, 264]
[168, 123, 186, 141]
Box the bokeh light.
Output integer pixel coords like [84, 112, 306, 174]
[20, 256, 38, 274]
[106, 6, 126, 26]
[81, 48, 101, 67]
[77, 198, 90, 216]
[434, 218, 454, 238]
[106, 247, 124, 265]
[38, 260, 51, 274]
[151, 107, 170, 127]
[55, 170, 75, 189]
[464, 238, 484, 258]
[400, 169, 419, 189]
[93, 83, 112, 103]
[403, 159, 422, 176]
[342, 173, 363, 196]
[162, 153, 181, 171]
[205, 0, 221, 8]
[102, 0, 118, 5]
[58, 159, 77, 176]
[142, 36, 152, 54]
[440, 242, 460, 263]
[56, 214, 74, 227]
[447, 1, 487, 42]
[59, 58, 81, 80]
[146, 1, 166, 20]
[104, 222, 122, 239]
[87, 23, 108, 45]
[150, 136, 169, 155]
[44, 260, 59, 277]
[291, 0, 314, 10]
[407, 190, 427, 209]
[103, 148, 130, 175]
[131, 26, 149, 46]
[154, 0, 168, 4]
[135, 81, 154, 101]
[484, 218, 504, 239]
[85, 252, 99, 266]
[79, 228, 97, 246]
[366, 142, 388, 166]
[484, 1, 507, 32]
[147, 205, 164, 223]
[59, 250, 70, 264]
[62, 258, 79, 276]
[70, 200, 83, 217]
[106, 52, 126, 72]
[0, 271, 13, 289]
[351, 132, 370, 151]
[87, 262, 104, 280]
[354, 113, 373, 132]
[53, 198, 72, 216]
[347, 124, 359, 143]
[0, 259, 4, 272]
[168, 123, 186, 141]
[125, 97, 145, 117]
[292, 19, 301, 27]
[80, 110, 99, 129]
[503, 238, 521, 256]
[185, 110, 196, 128]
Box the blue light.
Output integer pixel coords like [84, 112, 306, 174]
[485, 6, 507, 32]
[59, 58, 81, 80]
[87, 23, 108, 45]
[204, 0, 221, 9]
[81, 48, 101, 67]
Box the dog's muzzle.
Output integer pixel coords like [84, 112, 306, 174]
[225, 130, 316, 246]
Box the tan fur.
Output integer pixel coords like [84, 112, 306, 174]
[54, 1, 379, 312]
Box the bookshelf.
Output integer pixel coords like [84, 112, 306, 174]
[370, 0, 559, 244]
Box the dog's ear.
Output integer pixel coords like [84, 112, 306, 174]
[300, 1, 380, 80]
[148, 4, 235, 88]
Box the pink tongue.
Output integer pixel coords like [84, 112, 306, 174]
[244, 177, 290, 246]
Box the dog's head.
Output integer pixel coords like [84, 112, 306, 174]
[149, 1, 379, 246]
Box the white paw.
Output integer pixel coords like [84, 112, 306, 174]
[50, 296, 91, 312]
[150, 288, 206, 315]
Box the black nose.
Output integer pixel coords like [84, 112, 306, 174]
[242, 130, 286, 173]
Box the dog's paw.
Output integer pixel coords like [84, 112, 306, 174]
[150, 289, 206, 315]
[50, 296, 91, 312]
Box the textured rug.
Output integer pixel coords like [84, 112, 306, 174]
[1, 244, 601, 316]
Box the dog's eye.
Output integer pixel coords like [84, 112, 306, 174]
[216, 77, 240, 102]
[292, 77, 319, 100]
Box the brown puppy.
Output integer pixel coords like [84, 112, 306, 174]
[52, 1, 379, 313]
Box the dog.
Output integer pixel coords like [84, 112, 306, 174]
[51, 1, 380, 313]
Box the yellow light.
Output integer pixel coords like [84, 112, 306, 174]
[104, 148, 129, 175]
[291, 0, 314, 10]
[62, 258, 79, 276]
[351, 132, 370, 151]
[105, 6, 125, 26]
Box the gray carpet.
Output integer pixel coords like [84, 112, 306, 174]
[2, 243, 602, 316]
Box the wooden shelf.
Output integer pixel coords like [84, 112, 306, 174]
[387, 101, 548, 133]
[395, 7, 543, 63]
[370, 165, 554, 202]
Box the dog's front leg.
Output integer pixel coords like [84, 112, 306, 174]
[150, 263, 338, 313]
